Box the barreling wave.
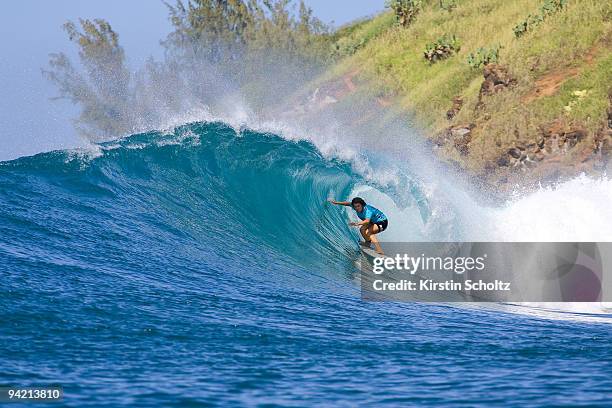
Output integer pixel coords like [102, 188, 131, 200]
[2, 120, 612, 319]
[0, 121, 418, 278]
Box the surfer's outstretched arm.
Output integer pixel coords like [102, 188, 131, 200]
[328, 199, 351, 206]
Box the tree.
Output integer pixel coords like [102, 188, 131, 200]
[163, 0, 330, 65]
[163, 0, 255, 62]
[44, 2, 334, 139]
[44, 19, 133, 140]
[161, 0, 331, 110]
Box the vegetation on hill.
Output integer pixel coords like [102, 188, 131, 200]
[320, 0, 611, 186]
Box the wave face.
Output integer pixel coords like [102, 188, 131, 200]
[1, 122, 612, 406]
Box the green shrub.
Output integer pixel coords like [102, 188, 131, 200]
[330, 14, 395, 58]
[513, 0, 568, 38]
[467, 45, 501, 69]
[513, 19, 529, 38]
[424, 34, 460, 63]
[332, 37, 367, 57]
[386, 0, 423, 27]
[439, 0, 457, 12]
[540, 0, 568, 16]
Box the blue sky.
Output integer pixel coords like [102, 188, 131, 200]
[0, 0, 386, 160]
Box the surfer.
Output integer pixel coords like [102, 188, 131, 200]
[328, 197, 388, 254]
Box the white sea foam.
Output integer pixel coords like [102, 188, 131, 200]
[490, 175, 612, 242]
[349, 174, 612, 320]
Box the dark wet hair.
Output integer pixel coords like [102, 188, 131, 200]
[351, 197, 366, 208]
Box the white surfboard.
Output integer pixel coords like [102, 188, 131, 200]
[358, 244, 391, 260]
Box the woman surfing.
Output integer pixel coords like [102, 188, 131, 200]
[328, 197, 388, 255]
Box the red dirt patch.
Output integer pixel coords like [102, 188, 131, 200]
[523, 68, 580, 103]
[523, 45, 599, 103]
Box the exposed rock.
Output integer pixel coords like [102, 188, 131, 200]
[496, 156, 510, 167]
[434, 123, 475, 156]
[507, 148, 522, 159]
[540, 124, 586, 155]
[498, 121, 591, 172]
[451, 127, 471, 137]
[564, 129, 586, 148]
[446, 96, 463, 120]
[593, 125, 612, 171]
[476, 64, 517, 110]
[480, 64, 517, 96]
[450, 124, 475, 155]
[594, 93, 612, 160]
[594, 127, 612, 155]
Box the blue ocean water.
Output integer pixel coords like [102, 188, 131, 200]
[1, 122, 611, 407]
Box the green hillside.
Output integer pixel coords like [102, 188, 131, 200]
[314, 0, 612, 187]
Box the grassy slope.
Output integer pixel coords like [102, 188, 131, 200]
[321, 0, 611, 175]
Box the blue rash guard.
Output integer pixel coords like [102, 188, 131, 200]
[355, 204, 387, 223]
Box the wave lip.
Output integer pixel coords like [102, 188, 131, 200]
[0, 121, 363, 274]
